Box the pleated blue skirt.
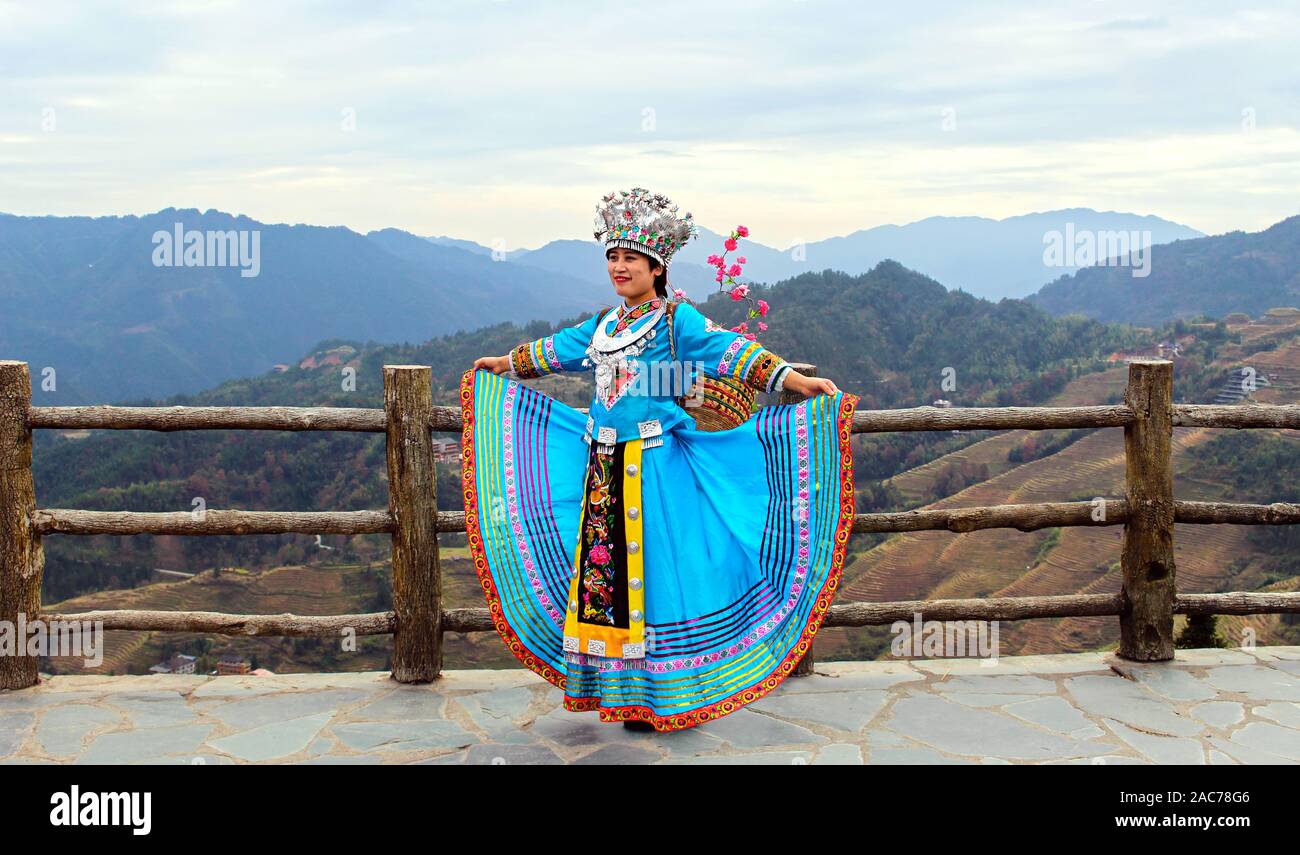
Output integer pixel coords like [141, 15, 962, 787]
[458, 367, 858, 731]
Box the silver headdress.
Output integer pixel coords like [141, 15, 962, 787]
[593, 187, 698, 268]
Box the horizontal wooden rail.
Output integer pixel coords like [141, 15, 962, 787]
[850, 405, 1135, 432]
[32, 509, 395, 536]
[40, 609, 395, 636]
[45, 595, 1125, 639]
[29, 405, 388, 432]
[1174, 403, 1300, 429]
[1175, 592, 1300, 615]
[447, 404, 1145, 434]
[31, 499, 1300, 538]
[37, 503, 1125, 537]
[1174, 501, 1300, 525]
[28, 402, 1300, 436]
[42, 591, 1300, 641]
[855, 500, 1129, 533]
[35, 403, 1142, 435]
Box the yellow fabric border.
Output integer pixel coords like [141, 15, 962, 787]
[562, 439, 645, 658]
[531, 338, 554, 375]
[729, 341, 763, 381]
[624, 438, 645, 649]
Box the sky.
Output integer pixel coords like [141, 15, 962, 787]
[2, 0, 1298, 250]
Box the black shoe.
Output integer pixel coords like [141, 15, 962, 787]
[622, 719, 656, 732]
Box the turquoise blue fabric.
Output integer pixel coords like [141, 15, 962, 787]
[507, 297, 794, 443]
[459, 311, 858, 732]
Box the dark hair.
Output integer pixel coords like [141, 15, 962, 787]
[653, 267, 668, 299]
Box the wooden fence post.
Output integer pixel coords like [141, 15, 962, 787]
[782, 363, 819, 677]
[383, 365, 441, 682]
[1119, 358, 1176, 661]
[1, 361, 44, 689]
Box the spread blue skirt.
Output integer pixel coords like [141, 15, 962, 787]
[458, 367, 858, 732]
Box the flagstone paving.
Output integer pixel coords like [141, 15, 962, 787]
[1, 647, 1297, 764]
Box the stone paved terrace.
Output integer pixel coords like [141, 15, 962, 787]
[2, 647, 1298, 764]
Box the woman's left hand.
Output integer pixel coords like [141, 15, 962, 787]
[787, 372, 840, 397]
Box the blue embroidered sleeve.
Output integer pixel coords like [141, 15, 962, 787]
[508, 310, 605, 378]
[672, 302, 793, 394]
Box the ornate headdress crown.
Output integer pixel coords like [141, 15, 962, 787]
[593, 187, 698, 268]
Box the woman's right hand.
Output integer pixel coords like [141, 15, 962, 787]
[473, 354, 511, 375]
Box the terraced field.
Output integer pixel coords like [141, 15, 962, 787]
[818, 314, 1300, 661]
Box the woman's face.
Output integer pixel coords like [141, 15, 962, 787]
[606, 247, 662, 305]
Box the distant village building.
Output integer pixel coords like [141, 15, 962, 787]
[931, 399, 952, 408]
[149, 653, 197, 675]
[272, 363, 291, 373]
[299, 345, 359, 370]
[217, 654, 251, 675]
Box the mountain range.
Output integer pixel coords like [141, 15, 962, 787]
[0, 205, 1225, 405]
[496, 209, 1202, 302]
[1028, 215, 1300, 325]
[0, 209, 604, 404]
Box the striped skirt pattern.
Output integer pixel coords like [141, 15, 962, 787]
[459, 367, 858, 732]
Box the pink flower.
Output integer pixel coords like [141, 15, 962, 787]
[589, 544, 611, 565]
[735, 225, 749, 237]
[706, 254, 721, 266]
[672, 288, 685, 298]
[715, 270, 725, 282]
[736, 256, 746, 264]
[727, 263, 742, 277]
[724, 237, 738, 251]
[757, 321, 767, 331]
[744, 333, 756, 340]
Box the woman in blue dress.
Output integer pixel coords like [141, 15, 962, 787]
[463, 188, 859, 732]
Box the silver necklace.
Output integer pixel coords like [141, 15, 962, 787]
[585, 304, 664, 409]
[589, 304, 664, 353]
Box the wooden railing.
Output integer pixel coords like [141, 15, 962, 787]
[3, 357, 1299, 690]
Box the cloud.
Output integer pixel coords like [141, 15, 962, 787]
[1, 0, 1297, 244]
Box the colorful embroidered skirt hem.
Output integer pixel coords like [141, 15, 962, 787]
[459, 367, 858, 733]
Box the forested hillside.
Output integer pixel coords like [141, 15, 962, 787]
[1029, 215, 1300, 325]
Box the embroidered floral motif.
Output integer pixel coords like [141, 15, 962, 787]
[579, 448, 620, 625]
[612, 298, 661, 334]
